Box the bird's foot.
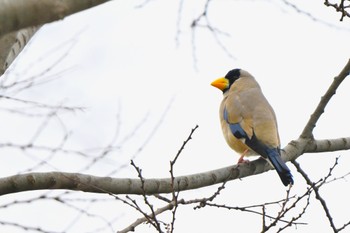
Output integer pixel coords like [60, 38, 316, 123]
[237, 155, 249, 164]
[237, 149, 250, 164]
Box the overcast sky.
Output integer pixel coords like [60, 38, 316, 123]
[1, 1, 350, 232]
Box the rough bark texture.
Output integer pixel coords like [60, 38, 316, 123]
[0, 26, 39, 75]
[0, 0, 111, 75]
[0, 0, 110, 37]
[0, 137, 349, 196]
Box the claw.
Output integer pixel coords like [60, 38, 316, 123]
[237, 149, 250, 164]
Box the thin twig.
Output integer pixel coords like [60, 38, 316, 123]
[300, 59, 350, 139]
[277, 192, 312, 232]
[130, 160, 162, 231]
[117, 200, 178, 233]
[324, 0, 350, 21]
[193, 182, 227, 209]
[169, 125, 198, 232]
[171, 125, 199, 166]
[263, 185, 293, 231]
[292, 160, 338, 232]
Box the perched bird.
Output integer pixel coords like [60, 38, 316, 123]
[211, 69, 293, 186]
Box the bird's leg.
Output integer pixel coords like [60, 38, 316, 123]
[237, 149, 250, 164]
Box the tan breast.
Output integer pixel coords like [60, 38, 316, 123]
[218, 73, 280, 157]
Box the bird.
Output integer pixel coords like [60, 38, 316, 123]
[211, 68, 293, 186]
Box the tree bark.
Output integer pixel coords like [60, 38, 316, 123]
[0, 137, 349, 196]
[0, 0, 110, 37]
[0, 0, 112, 76]
[0, 26, 39, 75]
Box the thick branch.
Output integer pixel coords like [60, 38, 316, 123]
[283, 137, 350, 161]
[0, 58, 349, 196]
[0, 26, 40, 75]
[0, 135, 348, 196]
[0, 0, 110, 37]
[304, 137, 350, 153]
[0, 163, 268, 196]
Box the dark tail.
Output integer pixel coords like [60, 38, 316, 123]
[232, 128, 294, 186]
[266, 148, 294, 186]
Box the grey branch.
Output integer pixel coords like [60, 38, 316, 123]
[0, 0, 112, 76]
[117, 201, 177, 233]
[0, 0, 111, 37]
[0, 59, 350, 196]
[324, 0, 350, 21]
[0, 26, 39, 75]
[300, 59, 350, 139]
[0, 166, 259, 196]
[0, 136, 349, 196]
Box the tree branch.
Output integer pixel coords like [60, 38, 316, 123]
[117, 201, 177, 233]
[0, 0, 111, 37]
[300, 59, 350, 139]
[0, 60, 349, 197]
[304, 137, 350, 153]
[0, 160, 268, 196]
[0, 135, 347, 197]
[292, 160, 338, 232]
[324, 0, 350, 21]
[0, 26, 40, 76]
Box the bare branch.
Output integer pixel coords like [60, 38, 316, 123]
[0, 95, 85, 112]
[337, 220, 350, 232]
[300, 59, 350, 139]
[190, 0, 235, 68]
[0, 220, 62, 233]
[171, 125, 199, 167]
[0, 26, 40, 76]
[304, 137, 350, 153]
[292, 159, 348, 232]
[262, 186, 293, 231]
[324, 0, 350, 21]
[119, 126, 199, 233]
[117, 201, 177, 233]
[107, 98, 174, 176]
[0, 0, 111, 37]
[169, 126, 198, 233]
[201, 198, 306, 227]
[175, 0, 185, 47]
[1, 136, 350, 197]
[130, 160, 162, 231]
[276, 192, 311, 232]
[280, 0, 350, 27]
[193, 182, 227, 210]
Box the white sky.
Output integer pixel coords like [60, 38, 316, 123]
[0, 0, 350, 232]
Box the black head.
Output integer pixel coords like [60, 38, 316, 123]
[211, 68, 243, 93]
[225, 69, 241, 84]
[223, 68, 241, 92]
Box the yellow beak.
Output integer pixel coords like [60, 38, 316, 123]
[211, 77, 229, 91]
